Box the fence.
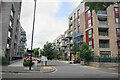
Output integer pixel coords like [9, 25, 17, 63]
[90, 57, 120, 63]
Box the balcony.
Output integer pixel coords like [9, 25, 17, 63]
[98, 21, 107, 25]
[77, 39, 83, 43]
[21, 32, 26, 36]
[77, 29, 83, 36]
[66, 34, 72, 38]
[67, 41, 73, 45]
[97, 11, 107, 15]
[61, 43, 67, 47]
[117, 37, 120, 41]
[62, 36, 67, 41]
[97, 11, 107, 18]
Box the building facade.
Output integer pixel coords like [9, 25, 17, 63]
[53, 2, 120, 61]
[0, 1, 27, 60]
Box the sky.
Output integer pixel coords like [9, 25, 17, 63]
[20, 0, 82, 49]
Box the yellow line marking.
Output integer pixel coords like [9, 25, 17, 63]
[88, 67, 98, 69]
[87, 67, 118, 75]
[51, 66, 58, 73]
[43, 66, 53, 69]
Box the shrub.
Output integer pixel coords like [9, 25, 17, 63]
[23, 61, 34, 66]
[69, 62, 72, 64]
[2, 57, 10, 65]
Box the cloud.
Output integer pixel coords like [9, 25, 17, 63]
[20, 0, 82, 49]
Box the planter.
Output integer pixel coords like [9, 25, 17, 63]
[23, 61, 34, 66]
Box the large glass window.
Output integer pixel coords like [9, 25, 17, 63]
[89, 40, 92, 49]
[88, 19, 91, 27]
[115, 18, 119, 24]
[88, 30, 92, 38]
[88, 10, 91, 17]
[114, 7, 119, 24]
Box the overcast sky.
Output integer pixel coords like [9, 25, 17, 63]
[20, 0, 82, 49]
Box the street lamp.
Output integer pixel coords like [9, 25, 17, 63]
[29, 0, 37, 70]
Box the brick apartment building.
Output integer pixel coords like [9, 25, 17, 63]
[0, 1, 27, 60]
[53, 2, 120, 61]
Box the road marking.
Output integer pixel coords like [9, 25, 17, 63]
[43, 66, 53, 69]
[87, 67, 99, 69]
[51, 67, 58, 74]
[87, 67, 118, 75]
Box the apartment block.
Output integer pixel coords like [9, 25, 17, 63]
[53, 2, 120, 61]
[0, 1, 27, 60]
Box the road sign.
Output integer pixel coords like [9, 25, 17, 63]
[27, 50, 34, 53]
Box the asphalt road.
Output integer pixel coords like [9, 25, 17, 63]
[2, 60, 118, 78]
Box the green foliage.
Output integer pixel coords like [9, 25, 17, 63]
[40, 42, 57, 60]
[69, 62, 72, 64]
[71, 41, 80, 62]
[23, 61, 34, 66]
[78, 42, 93, 63]
[71, 41, 79, 55]
[34, 48, 39, 55]
[85, 2, 114, 13]
[2, 57, 10, 65]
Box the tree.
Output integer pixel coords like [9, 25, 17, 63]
[78, 42, 93, 63]
[34, 48, 39, 55]
[40, 42, 57, 60]
[85, 2, 114, 13]
[71, 41, 79, 63]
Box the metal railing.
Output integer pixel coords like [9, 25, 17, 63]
[90, 57, 120, 63]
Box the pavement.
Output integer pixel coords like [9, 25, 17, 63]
[2, 59, 56, 73]
[2, 59, 119, 78]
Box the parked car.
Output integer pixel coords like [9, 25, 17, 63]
[24, 57, 41, 63]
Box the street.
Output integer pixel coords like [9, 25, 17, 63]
[2, 59, 118, 78]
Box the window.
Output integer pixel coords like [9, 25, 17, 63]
[9, 20, 12, 27]
[8, 31, 11, 38]
[88, 19, 91, 27]
[89, 41, 92, 45]
[115, 8, 118, 12]
[88, 10, 91, 18]
[99, 40, 109, 48]
[114, 7, 119, 24]
[98, 28, 108, 36]
[89, 46, 92, 49]
[118, 41, 120, 48]
[7, 44, 10, 49]
[88, 30, 92, 38]
[116, 28, 120, 37]
[100, 51, 111, 57]
[116, 18, 119, 23]
[89, 40, 92, 49]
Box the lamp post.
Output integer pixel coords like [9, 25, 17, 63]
[29, 0, 37, 70]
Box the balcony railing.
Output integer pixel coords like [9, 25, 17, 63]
[98, 21, 107, 25]
[67, 41, 73, 45]
[66, 34, 72, 38]
[77, 39, 83, 43]
[62, 36, 67, 40]
[99, 32, 108, 36]
[77, 29, 83, 36]
[61, 43, 67, 47]
[97, 11, 107, 15]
